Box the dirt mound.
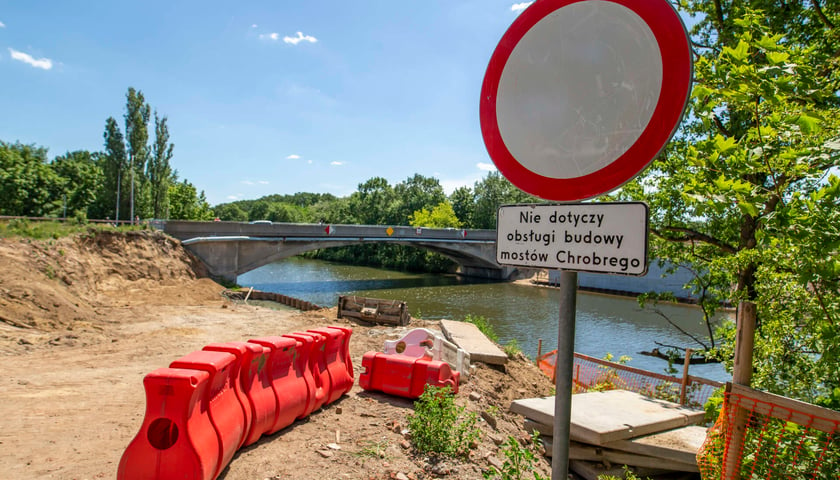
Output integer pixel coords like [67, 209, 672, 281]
[0, 229, 220, 332]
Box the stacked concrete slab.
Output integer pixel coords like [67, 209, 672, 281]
[510, 390, 707, 480]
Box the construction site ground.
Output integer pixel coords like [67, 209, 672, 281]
[0, 229, 555, 480]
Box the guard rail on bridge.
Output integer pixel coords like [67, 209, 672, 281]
[163, 221, 512, 283]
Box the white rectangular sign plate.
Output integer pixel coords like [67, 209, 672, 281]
[496, 202, 649, 276]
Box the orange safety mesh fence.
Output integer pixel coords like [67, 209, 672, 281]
[537, 351, 723, 409]
[697, 383, 840, 479]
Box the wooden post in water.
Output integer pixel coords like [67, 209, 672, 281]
[679, 347, 693, 405]
[536, 339, 543, 366]
[723, 301, 757, 480]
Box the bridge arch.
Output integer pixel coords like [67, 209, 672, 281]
[163, 221, 514, 282]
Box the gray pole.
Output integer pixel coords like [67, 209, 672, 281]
[551, 269, 578, 479]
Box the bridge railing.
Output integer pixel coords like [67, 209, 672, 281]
[163, 220, 497, 242]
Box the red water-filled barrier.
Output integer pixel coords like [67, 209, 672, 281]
[169, 350, 245, 479]
[358, 351, 460, 399]
[248, 336, 308, 433]
[119, 326, 353, 480]
[308, 327, 355, 403]
[117, 368, 218, 480]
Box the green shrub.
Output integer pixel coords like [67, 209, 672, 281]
[483, 431, 547, 480]
[407, 385, 480, 457]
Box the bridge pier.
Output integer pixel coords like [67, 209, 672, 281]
[456, 265, 518, 280]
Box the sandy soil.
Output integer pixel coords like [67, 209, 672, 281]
[0, 229, 554, 480]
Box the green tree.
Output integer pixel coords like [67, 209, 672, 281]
[409, 201, 462, 228]
[50, 150, 104, 218]
[0, 141, 61, 216]
[168, 180, 213, 220]
[472, 172, 537, 229]
[621, 3, 840, 404]
[148, 112, 174, 219]
[124, 87, 151, 220]
[449, 186, 475, 228]
[213, 203, 248, 222]
[101, 117, 128, 221]
[393, 174, 446, 224]
[348, 177, 398, 224]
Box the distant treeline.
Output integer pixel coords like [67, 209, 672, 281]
[212, 172, 542, 272]
[0, 88, 213, 223]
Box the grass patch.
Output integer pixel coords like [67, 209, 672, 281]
[0, 219, 143, 240]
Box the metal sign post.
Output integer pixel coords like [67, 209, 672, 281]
[552, 269, 577, 479]
[481, 0, 692, 477]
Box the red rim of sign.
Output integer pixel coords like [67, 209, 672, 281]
[480, 0, 692, 201]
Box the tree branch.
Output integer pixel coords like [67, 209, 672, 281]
[713, 114, 732, 138]
[652, 226, 738, 253]
[812, 0, 835, 30]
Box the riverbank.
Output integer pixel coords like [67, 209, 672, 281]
[0, 230, 554, 479]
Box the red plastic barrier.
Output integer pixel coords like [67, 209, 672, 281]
[117, 368, 218, 480]
[170, 351, 244, 479]
[326, 326, 354, 380]
[206, 341, 275, 446]
[281, 332, 324, 416]
[248, 336, 308, 433]
[307, 327, 354, 403]
[359, 352, 460, 399]
[203, 342, 262, 448]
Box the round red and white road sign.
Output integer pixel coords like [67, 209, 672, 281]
[480, 0, 692, 201]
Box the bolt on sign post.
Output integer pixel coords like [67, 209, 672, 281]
[479, 0, 692, 478]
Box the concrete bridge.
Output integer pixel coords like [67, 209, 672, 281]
[163, 220, 514, 283]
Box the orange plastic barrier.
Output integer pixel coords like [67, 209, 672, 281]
[117, 368, 218, 480]
[248, 336, 308, 433]
[307, 327, 354, 403]
[282, 332, 327, 415]
[170, 350, 245, 479]
[358, 351, 460, 399]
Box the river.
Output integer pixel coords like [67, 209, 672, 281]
[239, 257, 730, 382]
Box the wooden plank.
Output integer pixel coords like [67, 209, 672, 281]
[440, 319, 507, 365]
[510, 390, 705, 445]
[542, 439, 698, 472]
[729, 383, 840, 434]
[604, 425, 707, 466]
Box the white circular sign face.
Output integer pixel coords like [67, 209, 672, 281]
[496, 2, 662, 179]
[480, 0, 692, 201]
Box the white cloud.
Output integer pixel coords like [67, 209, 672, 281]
[251, 24, 258, 28]
[258, 180, 269, 184]
[286, 154, 301, 160]
[307, 160, 313, 164]
[241, 180, 255, 185]
[8, 48, 53, 70]
[477, 162, 498, 172]
[0, 20, 6, 28]
[227, 195, 240, 200]
[284, 31, 317, 45]
[330, 161, 343, 166]
[511, 2, 533, 13]
[259, 32, 280, 41]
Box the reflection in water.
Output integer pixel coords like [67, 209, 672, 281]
[239, 257, 729, 382]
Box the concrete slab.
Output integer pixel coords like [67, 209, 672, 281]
[509, 390, 705, 445]
[439, 319, 507, 365]
[603, 425, 708, 466]
[541, 440, 698, 472]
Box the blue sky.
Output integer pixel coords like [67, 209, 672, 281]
[0, 1, 539, 205]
